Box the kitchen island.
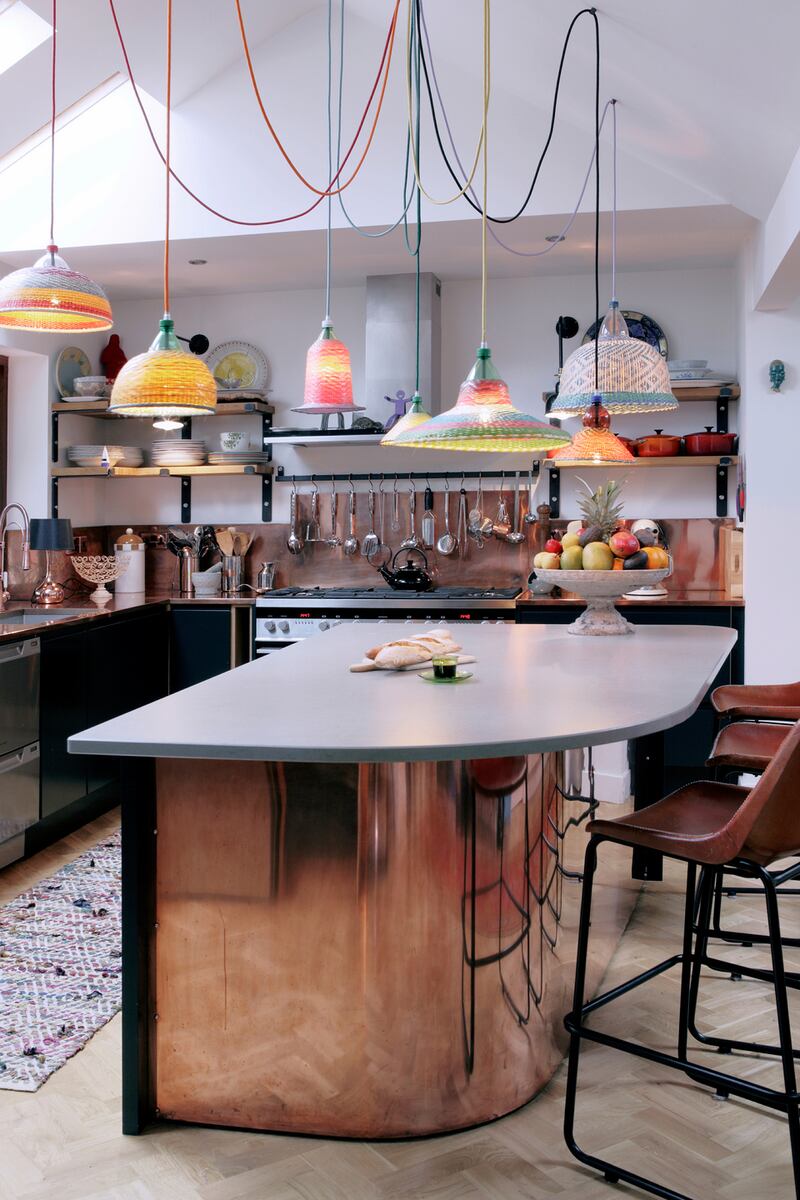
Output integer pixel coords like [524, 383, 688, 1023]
[70, 622, 735, 1139]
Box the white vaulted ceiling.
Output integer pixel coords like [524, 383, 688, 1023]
[0, 0, 796, 296]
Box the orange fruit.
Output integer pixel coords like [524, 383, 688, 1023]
[642, 546, 669, 569]
[612, 558, 624, 570]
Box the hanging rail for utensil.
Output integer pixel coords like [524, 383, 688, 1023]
[274, 465, 542, 484]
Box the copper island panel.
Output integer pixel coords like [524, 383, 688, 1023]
[153, 755, 637, 1138]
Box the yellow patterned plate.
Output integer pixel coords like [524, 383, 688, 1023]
[205, 341, 270, 393]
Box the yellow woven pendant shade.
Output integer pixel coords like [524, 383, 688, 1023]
[380, 392, 432, 444]
[109, 318, 216, 417]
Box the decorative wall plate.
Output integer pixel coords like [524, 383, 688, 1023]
[582, 310, 668, 358]
[205, 341, 270, 393]
[55, 346, 91, 397]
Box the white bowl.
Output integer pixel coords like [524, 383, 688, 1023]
[667, 359, 707, 370]
[220, 431, 248, 451]
[530, 567, 670, 635]
[74, 376, 108, 397]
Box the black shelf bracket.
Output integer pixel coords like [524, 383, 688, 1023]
[262, 412, 273, 463]
[50, 476, 59, 519]
[548, 467, 561, 519]
[180, 477, 191, 522]
[181, 419, 192, 441]
[262, 474, 272, 522]
[51, 410, 59, 464]
[716, 461, 730, 517]
[716, 386, 735, 433]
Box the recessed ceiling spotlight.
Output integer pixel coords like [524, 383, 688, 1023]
[545, 235, 565, 244]
[188, 258, 207, 265]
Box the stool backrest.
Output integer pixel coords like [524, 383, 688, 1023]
[725, 720, 800, 865]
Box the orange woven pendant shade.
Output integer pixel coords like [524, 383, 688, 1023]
[109, 319, 216, 417]
[549, 394, 635, 463]
[0, 247, 112, 333]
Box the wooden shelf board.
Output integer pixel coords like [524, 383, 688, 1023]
[549, 455, 739, 469]
[52, 399, 274, 416]
[542, 385, 740, 406]
[51, 464, 273, 478]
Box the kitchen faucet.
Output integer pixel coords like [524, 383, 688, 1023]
[0, 502, 31, 609]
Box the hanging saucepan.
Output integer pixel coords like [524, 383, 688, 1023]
[634, 429, 682, 457]
[683, 426, 738, 456]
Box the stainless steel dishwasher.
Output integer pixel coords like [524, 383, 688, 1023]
[0, 638, 40, 868]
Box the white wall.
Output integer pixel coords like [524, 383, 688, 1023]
[57, 262, 737, 527]
[737, 241, 800, 682]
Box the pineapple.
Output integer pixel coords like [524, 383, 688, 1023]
[576, 477, 625, 542]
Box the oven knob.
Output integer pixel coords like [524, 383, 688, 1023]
[279, 620, 290, 634]
[481, 619, 489, 624]
[266, 621, 276, 634]
[318, 620, 329, 631]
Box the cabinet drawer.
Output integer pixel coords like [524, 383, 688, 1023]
[0, 743, 40, 867]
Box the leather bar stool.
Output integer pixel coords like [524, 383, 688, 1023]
[705, 721, 800, 948]
[707, 720, 791, 775]
[712, 679, 800, 723]
[564, 720, 800, 1200]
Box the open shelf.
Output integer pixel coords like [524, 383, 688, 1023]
[267, 429, 385, 446]
[51, 463, 272, 478]
[52, 399, 274, 417]
[549, 455, 739, 469]
[669, 384, 740, 402]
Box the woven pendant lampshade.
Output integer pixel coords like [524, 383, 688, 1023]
[0, 247, 112, 333]
[549, 305, 677, 419]
[549, 394, 635, 463]
[392, 346, 570, 452]
[109, 319, 216, 417]
[381, 392, 431, 444]
[294, 320, 363, 414]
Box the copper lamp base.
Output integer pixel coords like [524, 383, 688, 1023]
[33, 555, 65, 606]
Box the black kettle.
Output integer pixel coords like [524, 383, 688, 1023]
[377, 547, 433, 592]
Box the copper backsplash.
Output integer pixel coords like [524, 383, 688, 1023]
[4, 508, 737, 598]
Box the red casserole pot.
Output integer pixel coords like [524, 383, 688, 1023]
[683, 426, 738, 455]
[617, 436, 638, 455]
[634, 429, 682, 457]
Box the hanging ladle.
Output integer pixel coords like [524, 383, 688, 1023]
[436, 477, 458, 555]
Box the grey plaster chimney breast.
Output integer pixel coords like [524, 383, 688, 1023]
[365, 273, 442, 419]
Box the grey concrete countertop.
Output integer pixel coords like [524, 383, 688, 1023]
[69, 622, 736, 764]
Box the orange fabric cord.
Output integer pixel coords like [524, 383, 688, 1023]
[107, 0, 399, 226]
[235, 0, 401, 197]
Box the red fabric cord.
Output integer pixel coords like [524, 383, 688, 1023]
[107, 0, 399, 228]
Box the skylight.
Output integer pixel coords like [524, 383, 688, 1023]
[0, 1, 51, 77]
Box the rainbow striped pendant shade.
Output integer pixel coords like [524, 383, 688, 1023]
[294, 320, 363, 414]
[109, 318, 216, 417]
[550, 303, 677, 416]
[0, 247, 112, 332]
[391, 346, 570, 452]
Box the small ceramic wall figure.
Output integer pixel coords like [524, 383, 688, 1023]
[769, 358, 786, 392]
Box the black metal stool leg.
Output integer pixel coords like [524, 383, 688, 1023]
[563, 837, 603, 1173]
[677, 861, 697, 1061]
[761, 866, 800, 1200]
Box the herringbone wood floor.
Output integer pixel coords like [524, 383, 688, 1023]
[0, 809, 796, 1199]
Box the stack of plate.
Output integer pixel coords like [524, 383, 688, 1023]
[207, 450, 271, 465]
[68, 445, 144, 467]
[668, 359, 710, 380]
[150, 439, 207, 466]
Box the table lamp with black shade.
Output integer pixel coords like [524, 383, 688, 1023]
[30, 518, 73, 605]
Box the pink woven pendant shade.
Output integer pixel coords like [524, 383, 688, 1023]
[294, 320, 363, 414]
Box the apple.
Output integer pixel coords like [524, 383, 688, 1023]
[561, 531, 582, 549]
[608, 530, 641, 558]
[533, 551, 561, 570]
[582, 541, 614, 570]
[544, 538, 563, 554]
[561, 545, 583, 570]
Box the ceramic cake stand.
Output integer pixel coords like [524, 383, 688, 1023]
[530, 567, 671, 635]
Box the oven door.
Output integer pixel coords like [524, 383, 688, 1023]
[254, 638, 304, 657]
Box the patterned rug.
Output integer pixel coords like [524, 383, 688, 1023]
[0, 831, 121, 1091]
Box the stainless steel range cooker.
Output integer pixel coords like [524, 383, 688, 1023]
[254, 586, 520, 655]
